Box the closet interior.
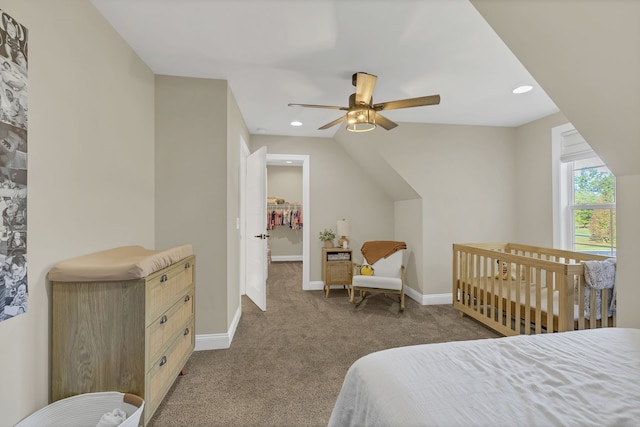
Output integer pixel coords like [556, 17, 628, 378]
[266, 166, 303, 265]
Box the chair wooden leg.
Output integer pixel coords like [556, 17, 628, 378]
[353, 290, 367, 307]
[400, 291, 405, 311]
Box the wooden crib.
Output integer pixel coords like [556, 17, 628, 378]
[453, 243, 616, 336]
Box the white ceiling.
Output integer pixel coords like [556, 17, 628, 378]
[91, 0, 559, 138]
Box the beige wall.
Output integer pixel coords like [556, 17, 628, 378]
[155, 76, 231, 335]
[225, 84, 248, 328]
[0, 2, 156, 424]
[616, 175, 640, 327]
[514, 112, 568, 246]
[251, 134, 395, 281]
[394, 199, 422, 294]
[369, 122, 518, 295]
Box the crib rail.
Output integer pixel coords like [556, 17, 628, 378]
[452, 243, 615, 336]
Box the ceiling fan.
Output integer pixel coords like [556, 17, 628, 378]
[288, 72, 440, 132]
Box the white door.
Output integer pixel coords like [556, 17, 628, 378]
[246, 146, 268, 311]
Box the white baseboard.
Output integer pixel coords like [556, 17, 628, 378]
[271, 255, 303, 262]
[194, 305, 242, 351]
[405, 286, 452, 305]
[308, 280, 324, 291]
[309, 280, 451, 306]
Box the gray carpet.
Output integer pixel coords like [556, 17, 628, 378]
[148, 261, 499, 427]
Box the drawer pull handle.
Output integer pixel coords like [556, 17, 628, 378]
[184, 328, 190, 336]
[185, 262, 191, 269]
[184, 295, 191, 303]
[160, 274, 168, 283]
[160, 315, 168, 325]
[159, 356, 167, 367]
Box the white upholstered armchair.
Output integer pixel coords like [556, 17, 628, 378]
[350, 241, 406, 311]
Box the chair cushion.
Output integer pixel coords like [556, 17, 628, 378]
[352, 275, 402, 291]
[364, 250, 403, 278]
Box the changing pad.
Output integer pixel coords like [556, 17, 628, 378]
[48, 244, 194, 282]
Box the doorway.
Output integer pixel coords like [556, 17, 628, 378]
[266, 154, 310, 291]
[239, 145, 310, 310]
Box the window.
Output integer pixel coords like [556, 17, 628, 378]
[556, 126, 616, 256]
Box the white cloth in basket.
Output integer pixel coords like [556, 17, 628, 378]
[96, 408, 127, 427]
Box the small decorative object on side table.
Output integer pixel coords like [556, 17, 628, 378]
[319, 228, 336, 248]
[337, 219, 351, 249]
[322, 247, 353, 298]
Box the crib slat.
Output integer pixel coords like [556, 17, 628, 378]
[491, 257, 497, 321]
[463, 252, 468, 307]
[535, 273, 542, 334]
[589, 290, 597, 327]
[497, 264, 504, 328]
[505, 273, 512, 332]
[601, 288, 608, 327]
[546, 270, 554, 333]
[514, 262, 521, 334]
[577, 275, 585, 330]
[482, 256, 489, 320]
[524, 266, 531, 335]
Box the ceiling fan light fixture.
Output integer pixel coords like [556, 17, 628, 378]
[346, 108, 376, 132]
[289, 72, 439, 132]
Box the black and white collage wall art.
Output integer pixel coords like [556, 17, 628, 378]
[0, 9, 27, 323]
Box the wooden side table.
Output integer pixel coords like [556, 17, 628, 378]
[322, 248, 353, 298]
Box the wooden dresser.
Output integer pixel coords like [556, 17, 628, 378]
[51, 254, 195, 426]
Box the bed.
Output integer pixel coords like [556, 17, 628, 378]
[453, 243, 616, 336]
[328, 328, 640, 427]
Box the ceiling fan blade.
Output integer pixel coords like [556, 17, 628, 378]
[288, 103, 348, 110]
[374, 113, 398, 130]
[354, 72, 377, 106]
[318, 115, 346, 130]
[374, 94, 441, 111]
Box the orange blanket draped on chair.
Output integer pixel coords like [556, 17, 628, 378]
[361, 241, 407, 265]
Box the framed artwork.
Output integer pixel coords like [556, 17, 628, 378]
[0, 9, 27, 323]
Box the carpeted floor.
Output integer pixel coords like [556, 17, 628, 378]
[148, 261, 499, 427]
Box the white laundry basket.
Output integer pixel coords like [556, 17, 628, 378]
[15, 392, 144, 427]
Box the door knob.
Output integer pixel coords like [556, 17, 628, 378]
[254, 234, 270, 239]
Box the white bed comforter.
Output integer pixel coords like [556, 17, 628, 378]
[328, 328, 640, 427]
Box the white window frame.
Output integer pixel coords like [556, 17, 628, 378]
[552, 123, 616, 255]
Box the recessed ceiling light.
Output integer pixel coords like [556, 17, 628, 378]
[290, 121, 303, 127]
[513, 85, 533, 94]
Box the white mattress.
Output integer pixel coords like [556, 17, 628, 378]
[328, 328, 640, 427]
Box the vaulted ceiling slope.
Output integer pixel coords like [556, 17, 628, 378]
[471, 1, 640, 177]
[90, 0, 558, 138]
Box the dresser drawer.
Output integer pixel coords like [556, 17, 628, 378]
[147, 288, 194, 368]
[146, 319, 194, 417]
[146, 256, 194, 325]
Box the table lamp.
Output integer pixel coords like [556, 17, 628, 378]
[337, 219, 351, 249]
